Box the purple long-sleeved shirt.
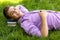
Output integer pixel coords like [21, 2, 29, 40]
[18, 5, 60, 37]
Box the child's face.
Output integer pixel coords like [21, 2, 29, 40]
[8, 6, 23, 20]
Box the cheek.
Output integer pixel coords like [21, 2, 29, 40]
[15, 10, 20, 13]
[13, 14, 20, 18]
[13, 14, 18, 17]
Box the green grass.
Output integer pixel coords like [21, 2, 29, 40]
[0, 0, 60, 40]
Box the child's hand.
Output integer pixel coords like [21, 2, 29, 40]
[15, 5, 20, 10]
[39, 10, 48, 18]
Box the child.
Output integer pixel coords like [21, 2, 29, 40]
[3, 5, 60, 37]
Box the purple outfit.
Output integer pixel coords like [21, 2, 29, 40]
[18, 5, 60, 37]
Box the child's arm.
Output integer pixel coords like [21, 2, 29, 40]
[39, 11, 48, 37]
[18, 16, 41, 37]
[15, 5, 29, 14]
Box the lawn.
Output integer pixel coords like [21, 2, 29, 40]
[0, 0, 60, 40]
